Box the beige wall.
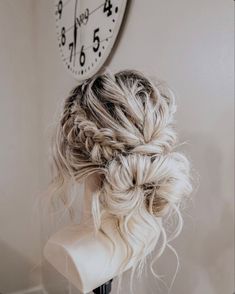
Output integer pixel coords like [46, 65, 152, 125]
[0, 0, 42, 293]
[0, 0, 233, 293]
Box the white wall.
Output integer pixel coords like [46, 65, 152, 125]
[0, 0, 233, 293]
[0, 1, 42, 293]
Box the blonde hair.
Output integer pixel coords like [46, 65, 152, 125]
[50, 70, 192, 291]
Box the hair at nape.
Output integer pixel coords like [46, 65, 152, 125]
[50, 69, 192, 292]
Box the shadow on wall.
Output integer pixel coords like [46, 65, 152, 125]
[42, 260, 82, 294]
[169, 131, 234, 294]
[0, 239, 40, 294]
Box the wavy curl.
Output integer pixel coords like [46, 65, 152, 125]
[50, 70, 192, 291]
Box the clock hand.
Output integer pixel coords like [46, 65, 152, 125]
[73, 0, 78, 66]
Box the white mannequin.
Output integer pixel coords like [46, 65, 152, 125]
[44, 173, 161, 293]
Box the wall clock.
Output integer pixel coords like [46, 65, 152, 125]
[54, 0, 128, 81]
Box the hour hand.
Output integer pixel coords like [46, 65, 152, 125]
[73, 0, 78, 65]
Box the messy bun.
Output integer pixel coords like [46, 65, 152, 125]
[101, 152, 190, 218]
[51, 69, 192, 288]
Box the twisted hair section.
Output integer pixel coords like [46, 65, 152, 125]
[50, 69, 192, 288]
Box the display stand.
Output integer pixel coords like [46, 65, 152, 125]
[93, 279, 113, 294]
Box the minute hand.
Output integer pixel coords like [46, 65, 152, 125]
[73, 0, 78, 66]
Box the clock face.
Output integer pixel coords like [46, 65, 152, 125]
[55, 0, 127, 81]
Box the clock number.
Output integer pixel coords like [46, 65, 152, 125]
[103, 0, 112, 17]
[69, 42, 73, 62]
[93, 28, 100, 53]
[61, 27, 66, 46]
[57, 0, 63, 19]
[80, 45, 86, 67]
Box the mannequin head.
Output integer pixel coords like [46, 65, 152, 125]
[50, 70, 192, 279]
